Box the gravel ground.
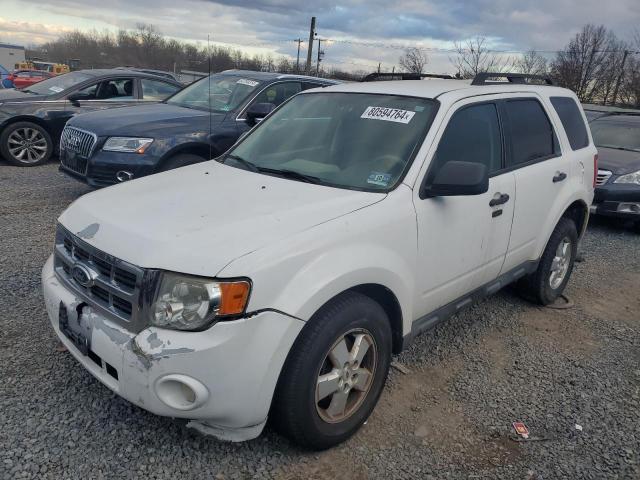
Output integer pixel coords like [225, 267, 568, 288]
[1, 163, 639, 479]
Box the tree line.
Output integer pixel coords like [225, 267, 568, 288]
[400, 24, 640, 107]
[27, 23, 640, 106]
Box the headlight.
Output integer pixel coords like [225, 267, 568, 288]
[149, 272, 251, 331]
[614, 170, 640, 185]
[103, 137, 153, 153]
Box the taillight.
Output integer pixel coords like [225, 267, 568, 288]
[593, 154, 598, 188]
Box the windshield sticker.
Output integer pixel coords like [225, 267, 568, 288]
[367, 171, 392, 187]
[236, 78, 259, 87]
[361, 106, 415, 124]
[49, 86, 64, 93]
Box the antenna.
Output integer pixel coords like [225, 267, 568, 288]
[208, 34, 213, 161]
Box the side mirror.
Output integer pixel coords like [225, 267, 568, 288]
[246, 102, 275, 125]
[67, 91, 92, 105]
[421, 161, 489, 198]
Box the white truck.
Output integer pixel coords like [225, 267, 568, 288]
[42, 73, 596, 450]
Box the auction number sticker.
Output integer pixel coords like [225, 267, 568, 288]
[361, 106, 415, 124]
[49, 86, 64, 93]
[237, 78, 260, 87]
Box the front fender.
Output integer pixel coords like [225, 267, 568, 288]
[219, 188, 418, 336]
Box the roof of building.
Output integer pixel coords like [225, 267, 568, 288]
[0, 43, 25, 50]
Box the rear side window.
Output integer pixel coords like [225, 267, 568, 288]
[550, 97, 589, 150]
[432, 103, 502, 174]
[505, 99, 558, 166]
[141, 78, 180, 101]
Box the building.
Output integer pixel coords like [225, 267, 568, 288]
[0, 43, 26, 70]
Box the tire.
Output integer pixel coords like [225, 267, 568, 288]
[0, 121, 53, 166]
[518, 217, 578, 305]
[272, 291, 392, 450]
[158, 153, 206, 172]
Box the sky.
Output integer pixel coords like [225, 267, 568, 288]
[0, 0, 638, 73]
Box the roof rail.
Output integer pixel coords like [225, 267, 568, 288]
[471, 72, 554, 86]
[361, 72, 456, 82]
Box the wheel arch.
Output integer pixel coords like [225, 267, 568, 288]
[1, 115, 54, 137]
[156, 142, 215, 171]
[561, 199, 589, 239]
[347, 284, 404, 354]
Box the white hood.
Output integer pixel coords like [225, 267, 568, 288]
[59, 161, 384, 276]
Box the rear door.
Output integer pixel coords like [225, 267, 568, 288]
[413, 97, 515, 316]
[500, 96, 572, 272]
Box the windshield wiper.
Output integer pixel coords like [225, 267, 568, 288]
[20, 89, 36, 94]
[256, 167, 323, 184]
[223, 154, 258, 172]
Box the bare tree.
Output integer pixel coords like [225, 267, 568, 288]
[514, 50, 549, 76]
[399, 47, 428, 73]
[450, 36, 512, 78]
[550, 24, 620, 103]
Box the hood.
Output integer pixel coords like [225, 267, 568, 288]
[0, 89, 49, 102]
[597, 146, 640, 175]
[59, 161, 384, 276]
[68, 103, 223, 136]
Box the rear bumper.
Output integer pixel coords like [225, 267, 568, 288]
[592, 184, 640, 219]
[42, 255, 304, 440]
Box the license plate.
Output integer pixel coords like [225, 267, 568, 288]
[59, 302, 90, 355]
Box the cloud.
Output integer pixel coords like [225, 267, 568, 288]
[1, 0, 639, 73]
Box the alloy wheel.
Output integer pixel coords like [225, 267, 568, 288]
[315, 329, 377, 424]
[549, 236, 572, 289]
[7, 127, 48, 164]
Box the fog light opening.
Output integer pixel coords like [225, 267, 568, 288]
[155, 374, 209, 411]
[617, 202, 640, 214]
[116, 170, 134, 182]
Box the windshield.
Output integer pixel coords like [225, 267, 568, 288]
[166, 74, 262, 112]
[24, 71, 92, 95]
[224, 92, 437, 191]
[591, 117, 640, 152]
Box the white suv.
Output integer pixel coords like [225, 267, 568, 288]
[42, 73, 596, 449]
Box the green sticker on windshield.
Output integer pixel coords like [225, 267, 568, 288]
[367, 171, 392, 187]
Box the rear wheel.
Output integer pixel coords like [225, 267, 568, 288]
[518, 217, 578, 305]
[158, 153, 206, 172]
[272, 291, 392, 450]
[0, 121, 53, 166]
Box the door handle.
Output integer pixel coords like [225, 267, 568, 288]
[553, 172, 567, 183]
[489, 193, 510, 207]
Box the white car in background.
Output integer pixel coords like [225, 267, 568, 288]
[42, 73, 595, 449]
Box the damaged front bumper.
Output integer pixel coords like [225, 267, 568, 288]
[42, 255, 304, 442]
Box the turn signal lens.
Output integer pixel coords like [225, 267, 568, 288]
[219, 281, 251, 316]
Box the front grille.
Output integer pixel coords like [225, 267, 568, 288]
[53, 225, 145, 331]
[596, 169, 612, 186]
[60, 126, 97, 174]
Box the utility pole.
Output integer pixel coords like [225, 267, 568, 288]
[377, 62, 381, 74]
[316, 38, 323, 76]
[611, 49, 629, 106]
[295, 38, 302, 73]
[305, 17, 316, 75]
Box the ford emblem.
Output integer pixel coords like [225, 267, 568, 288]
[71, 263, 94, 288]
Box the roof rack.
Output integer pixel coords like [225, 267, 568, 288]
[361, 72, 456, 82]
[471, 72, 553, 86]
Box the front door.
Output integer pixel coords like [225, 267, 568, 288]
[413, 99, 515, 317]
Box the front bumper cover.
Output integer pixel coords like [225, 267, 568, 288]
[42, 255, 304, 441]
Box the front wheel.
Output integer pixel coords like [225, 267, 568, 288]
[518, 217, 578, 305]
[0, 121, 53, 166]
[272, 291, 392, 450]
[158, 153, 206, 172]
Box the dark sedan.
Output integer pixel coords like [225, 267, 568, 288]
[0, 69, 182, 166]
[59, 70, 337, 187]
[590, 113, 640, 227]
